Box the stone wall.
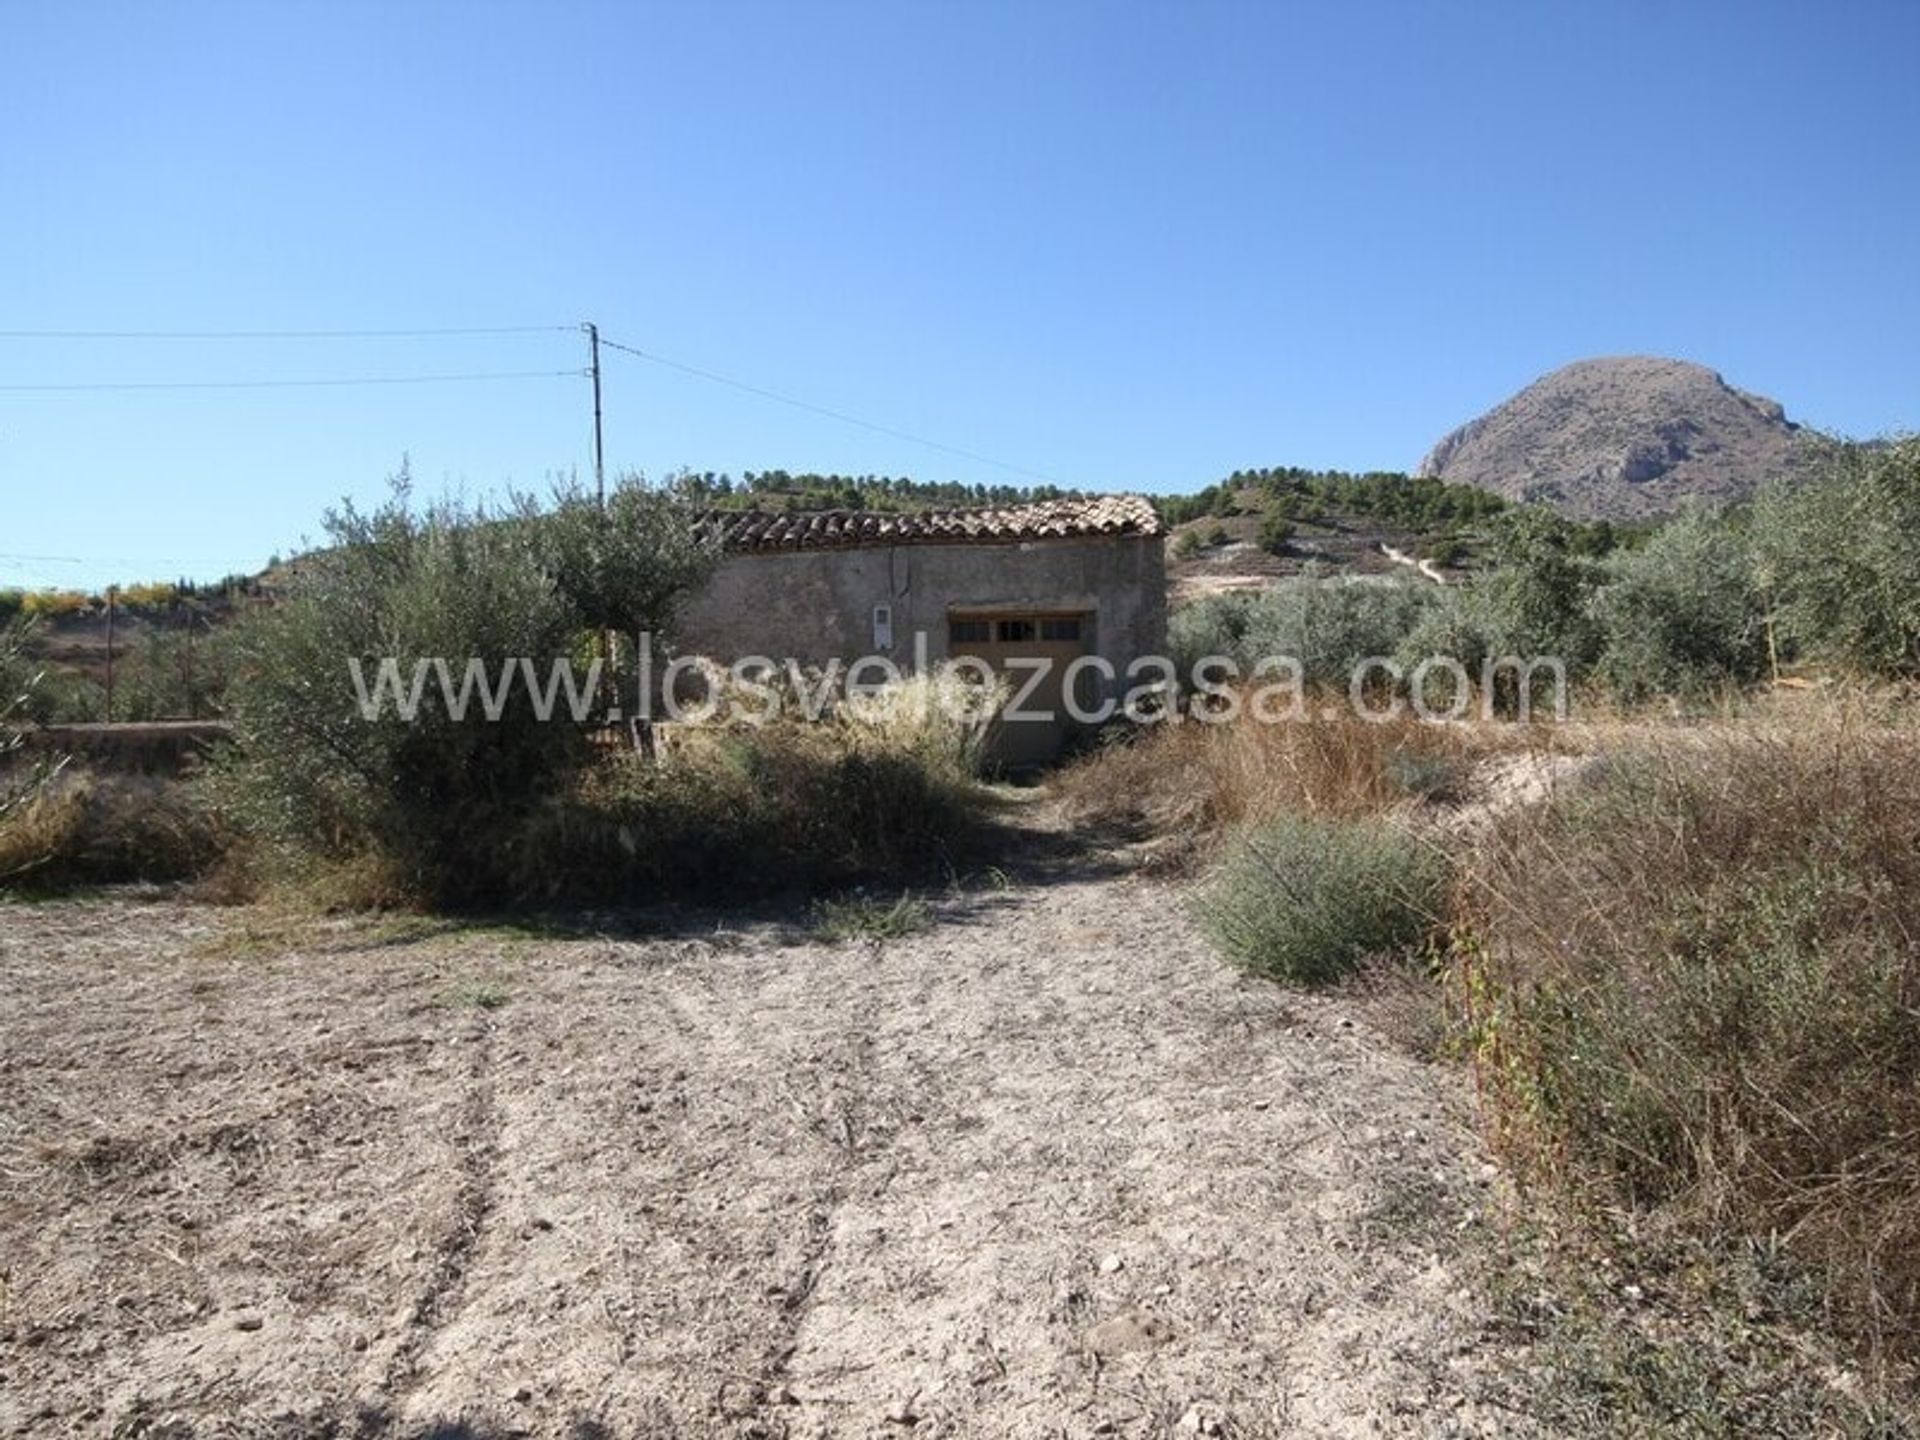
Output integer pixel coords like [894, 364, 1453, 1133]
[667, 534, 1166, 688]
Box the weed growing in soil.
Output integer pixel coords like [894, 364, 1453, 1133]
[439, 978, 511, 1010]
[812, 891, 931, 941]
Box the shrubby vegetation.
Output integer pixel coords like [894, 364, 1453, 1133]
[1197, 813, 1444, 985]
[1068, 685, 1920, 1385]
[219, 473, 711, 905]
[1753, 437, 1920, 676]
[112, 624, 234, 721]
[514, 683, 990, 904]
[1, 624, 218, 888]
[1463, 720, 1920, 1364]
[1170, 569, 1445, 688]
[1056, 706, 1468, 864]
[0, 623, 56, 837]
[1078, 445, 1920, 1390]
[0, 588, 93, 621]
[0, 770, 224, 889]
[1158, 465, 1509, 531]
[0, 619, 91, 725]
[0, 574, 268, 627]
[1593, 509, 1770, 698]
[1163, 437, 1920, 706]
[207, 473, 993, 909]
[1168, 504, 1625, 710]
[0, 575, 270, 724]
[669, 468, 1080, 514]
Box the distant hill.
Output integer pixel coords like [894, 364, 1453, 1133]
[1419, 356, 1816, 520]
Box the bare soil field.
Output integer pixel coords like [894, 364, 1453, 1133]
[2, 866, 1534, 1438]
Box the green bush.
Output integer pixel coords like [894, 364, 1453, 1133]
[1257, 509, 1295, 554]
[1468, 507, 1605, 670]
[1170, 574, 1442, 689]
[0, 617, 102, 723]
[1754, 436, 1920, 677]
[115, 623, 234, 721]
[1594, 509, 1769, 699]
[1196, 814, 1445, 985]
[226, 491, 989, 908]
[1395, 585, 1495, 678]
[223, 470, 716, 907]
[1389, 508, 1608, 713]
[1241, 575, 1440, 686]
[1167, 590, 1259, 679]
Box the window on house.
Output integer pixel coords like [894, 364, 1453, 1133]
[997, 618, 1037, 643]
[949, 618, 990, 644]
[1040, 617, 1083, 642]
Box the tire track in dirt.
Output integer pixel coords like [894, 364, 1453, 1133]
[357, 1015, 500, 1435]
[749, 1020, 914, 1415]
[1, 879, 1540, 1436]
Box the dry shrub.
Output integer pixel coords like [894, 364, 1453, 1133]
[1055, 702, 1484, 865]
[292, 677, 995, 910]
[0, 770, 226, 890]
[1459, 714, 1920, 1363]
[1196, 813, 1446, 985]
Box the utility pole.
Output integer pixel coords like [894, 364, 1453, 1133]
[182, 602, 196, 721]
[103, 585, 116, 724]
[584, 321, 613, 721]
[585, 321, 605, 508]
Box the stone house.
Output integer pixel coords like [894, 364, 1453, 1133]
[669, 496, 1167, 764]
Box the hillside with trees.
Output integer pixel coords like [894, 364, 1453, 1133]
[668, 469, 1082, 513]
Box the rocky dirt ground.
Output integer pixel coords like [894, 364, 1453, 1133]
[0, 863, 1552, 1440]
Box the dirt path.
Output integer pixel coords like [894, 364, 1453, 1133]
[0, 870, 1536, 1438]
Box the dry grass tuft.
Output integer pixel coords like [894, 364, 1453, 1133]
[0, 769, 226, 890]
[1054, 703, 1505, 867]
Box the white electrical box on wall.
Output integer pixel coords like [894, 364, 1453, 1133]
[872, 604, 894, 650]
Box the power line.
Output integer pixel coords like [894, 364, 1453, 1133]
[596, 334, 1064, 486]
[0, 368, 583, 393]
[0, 552, 250, 567]
[0, 319, 1066, 485]
[0, 325, 574, 340]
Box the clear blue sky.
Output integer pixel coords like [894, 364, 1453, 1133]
[3, 0, 1915, 589]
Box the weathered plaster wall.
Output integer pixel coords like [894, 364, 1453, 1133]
[668, 535, 1166, 684]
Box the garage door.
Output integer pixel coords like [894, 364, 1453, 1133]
[947, 611, 1092, 769]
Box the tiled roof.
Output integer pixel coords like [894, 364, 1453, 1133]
[704, 495, 1163, 553]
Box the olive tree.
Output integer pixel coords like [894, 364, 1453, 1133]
[224, 470, 715, 903]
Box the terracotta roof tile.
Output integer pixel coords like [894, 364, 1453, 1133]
[703, 495, 1162, 553]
